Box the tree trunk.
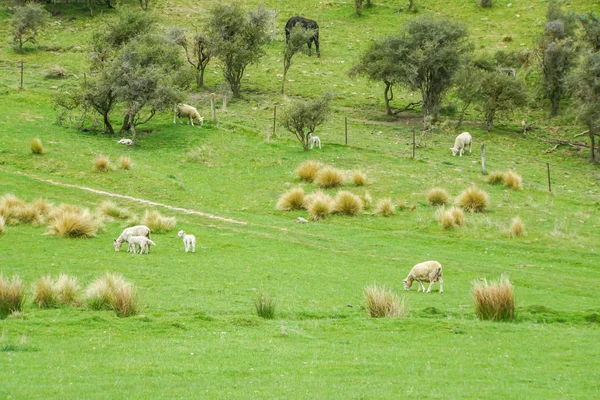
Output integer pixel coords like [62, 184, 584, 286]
[120, 114, 131, 133]
[456, 100, 471, 129]
[103, 113, 114, 134]
[591, 131, 597, 163]
[196, 68, 205, 87]
[384, 83, 392, 115]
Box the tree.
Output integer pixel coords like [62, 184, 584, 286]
[281, 96, 331, 151]
[571, 52, 600, 163]
[454, 59, 484, 129]
[11, 2, 50, 52]
[282, 24, 316, 95]
[579, 12, 600, 52]
[206, 3, 273, 97]
[167, 27, 212, 87]
[82, 72, 118, 134]
[476, 69, 527, 131]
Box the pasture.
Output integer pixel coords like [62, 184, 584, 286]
[1, 0, 600, 398]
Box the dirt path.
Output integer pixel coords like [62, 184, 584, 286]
[9, 170, 247, 225]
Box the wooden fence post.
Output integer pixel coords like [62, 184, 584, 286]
[344, 117, 348, 145]
[547, 163, 552, 192]
[19, 61, 24, 89]
[412, 129, 416, 159]
[210, 93, 216, 122]
[273, 105, 276, 137]
[481, 143, 486, 175]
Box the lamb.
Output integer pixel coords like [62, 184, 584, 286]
[177, 230, 196, 253]
[450, 132, 472, 157]
[127, 235, 156, 254]
[118, 138, 133, 145]
[308, 133, 321, 149]
[174, 103, 204, 127]
[402, 260, 444, 293]
[113, 225, 151, 252]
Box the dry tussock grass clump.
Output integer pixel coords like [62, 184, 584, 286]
[427, 188, 450, 206]
[504, 170, 523, 190]
[254, 291, 276, 319]
[46, 206, 101, 238]
[0, 194, 26, 225]
[98, 200, 131, 221]
[31, 138, 44, 155]
[307, 192, 333, 221]
[276, 188, 305, 211]
[30, 198, 52, 218]
[0, 216, 5, 234]
[86, 273, 138, 317]
[333, 191, 363, 216]
[364, 283, 407, 318]
[472, 275, 515, 322]
[32, 276, 59, 309]
[374, 198, 395, 217]
[360, 192, 372, 210]
[55, 274, 81, 306]
[295, 160, 321, 182]
[449, 206, 465, 226]
[435, 207, 456, 230]
[93, 155, 111, 172]
[351, 170, 367, 186]
[509, 216, 525, 237]
[314, 166, 344, 188]
[457, 186, 489, 213]
[0, 274, 24, 319]
[141, 210, 176, 233]
[488, 171, 505, 185]
[119, 156, 132, 170]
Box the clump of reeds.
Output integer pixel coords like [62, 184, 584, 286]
[295, 160, 321, 182]
[509, 216, 525, 237]
[86, 273, 138, 317]
[364, 283, 407, 318]
[504, 170, 523, 190]
[93, 155, 111, 172]
[46, 206, 101, 238]
[118, 156, 132, 170]
[472, 275, 515, 322]
[0, 274, 25, 319]
[333, 190, 363, 216]
[314, 166, 344, 188]
[31, 138, 44, 155]
[457, 186, 489, 213]
[426, 188, 450, 206]
[254, 291, 276, 319]
[351, 170, 367, 186]
[276, 187, 305, 211]
[141, 210, 176, 233]
[306, 191, 332, 221]
[32, 276, 59, 309]
[374, 198, 395, 217]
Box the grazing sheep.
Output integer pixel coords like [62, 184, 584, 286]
[177, 230, 196, 253]
[113, 225, 151, 252]
[174, 104, 204, 127]
[450, 132, 472, 157]
[308, 134, 321, 149]
[127, 235, 156, 254]
[118, 138, 133, 145]
[402, 260, 444, 293]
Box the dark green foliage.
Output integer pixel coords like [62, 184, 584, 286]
[477, 69, 527, 131]
[570, 52, 600, 162]
[480, 0, 492, 8]
[167, 27, 212, 88]
[579, 12, 600, 52]
[10, 2, 50, 52]
[281, 95, 331, 150]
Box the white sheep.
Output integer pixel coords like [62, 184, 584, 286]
[118, 138, 133, 145]
[308, 133, 321, 149]
[450, 132, 472, 157]
[113, 225, 151, 252]
[402, 260, 444, 293]
[177, 230, 196, 253]
[174, 103, 204, 127]
[127, 235, 156, 254]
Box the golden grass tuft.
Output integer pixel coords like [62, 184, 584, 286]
[112, 283, 139, 318]
[509, 216, 525, 238]
[30, 198, 52, 218]
[435, 207, 456, 229]
[307, 191, 333, 221]
[333, 191, 363, 216]
[119, 156, 132, 170]
[488, 171, 505, 185]
[276, 187, 305, 211]
[295, 160, 321, 182]
[254, 291, 276, 319]
[31, 138, 44, 155]
[55, 274, 81, 306]
[472, 275, 515, 321]
[504, 170, 523, 190]
[46, 206, 101, 238]
[0, 194, 26, 225]
[364, 283, 407, 318]
[360, 192, 372, 210]
[93, 155, 111, 172]
[374, 198, 395, 217]
[314, 166, 344, 188]
[0, 274, 24, 319]
[32, 276, 59, 309]
[449, 206, 465, 226]
[86, 273, 138, 317]
[426, 187, 450, 206]
[351, 170, 367, 186]
[0, 216, 5, 234]
[141, 210, 176, 233]
[98, 200, 132, 220]
[457, 186, 489, 213]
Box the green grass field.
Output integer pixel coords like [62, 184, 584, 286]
[1, 0, 600, 398]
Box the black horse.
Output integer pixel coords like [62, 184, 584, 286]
[285, 16, 320, 57]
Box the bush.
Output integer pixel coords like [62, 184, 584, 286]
[314, 166, 344, 188]
[119, 156, 132, 170]
[276, 188, 305, 211]
[31, 138, 44, 154]
[351, 170, 367, 186]
[93, 155, 111, 172]
[295, 160, 321, 182]
[427, 187, 450, 206]
[307, 191, 332, 221]
[55, 274, 81, 306]
[472, 275, 515, 321]
[488, 171, 505, 185]
[141, 210, 176, 233]
[509, 216, 525, 237]
[32, 276, 59, 309]
[457, 186, 489, 213]
[86, 273, 138, 317]
[0, 274, 24, 319]
[504, 170, 523, 190]
[364, 283, 406, 318]
[374, 198, 395, 217]
[46, 206, 101, 238]
[254, 291, 276, 319]
[333, 191, 363, 216]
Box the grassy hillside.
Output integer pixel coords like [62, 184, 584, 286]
[1, 0, 599, 398]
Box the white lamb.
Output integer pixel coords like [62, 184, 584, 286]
[118, 138, 133, 145]
[450, 132, 472, 157]
[127, 236, 156, 254]
[113, 225, 151, 252]
[402, 260, 444, 293]
[177, 230, 196, 253]
[308, 133, 321, 149]
[174, 103, 204, 127]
